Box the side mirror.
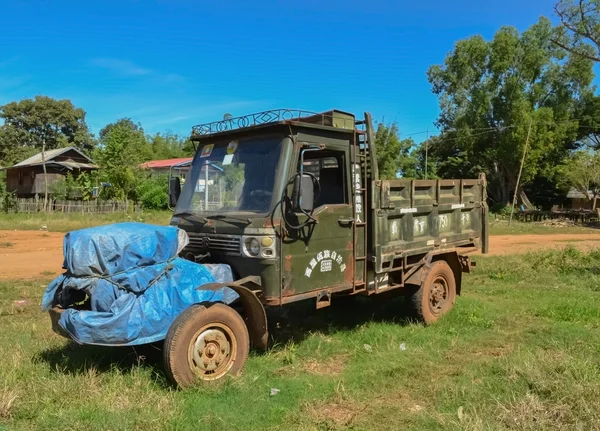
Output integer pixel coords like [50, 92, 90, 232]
[292, 174, 314, 213]
[169, 177, 181, 207]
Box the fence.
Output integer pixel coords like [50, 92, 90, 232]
[2, 198, 141, 214]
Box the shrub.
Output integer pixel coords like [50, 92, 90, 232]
[136, 174, 169, 210]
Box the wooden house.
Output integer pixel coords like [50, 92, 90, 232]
[2, 147, 98, 197]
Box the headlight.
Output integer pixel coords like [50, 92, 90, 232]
[246, 238, 260, 256]
[242, 235, 276, 259]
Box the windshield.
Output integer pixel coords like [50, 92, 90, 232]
[174, 136, 282, 215]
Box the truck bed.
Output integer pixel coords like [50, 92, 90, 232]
[372, 177, 488, 272]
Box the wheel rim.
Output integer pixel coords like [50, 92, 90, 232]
[428, 275, 449, 316]
[188, 323, 237, 380]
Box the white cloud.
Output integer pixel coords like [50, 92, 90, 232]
[89, 58, 152, 76]
[89, 58, 187, 85]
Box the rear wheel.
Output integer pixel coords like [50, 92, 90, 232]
[163, 303, 249, 389]
[409, 260, 456, 325]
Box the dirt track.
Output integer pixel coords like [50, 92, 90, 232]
[1, 230, 600, 280]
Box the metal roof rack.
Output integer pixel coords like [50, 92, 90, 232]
[190, 109, 356, 139]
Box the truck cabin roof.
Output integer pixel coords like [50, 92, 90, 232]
[189, 109, 357, 142]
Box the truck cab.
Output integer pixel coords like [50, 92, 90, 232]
[169, 109, 365, 306]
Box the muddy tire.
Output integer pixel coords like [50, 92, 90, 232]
[163, 303, 249, 389]
[409, 260, 456, 325]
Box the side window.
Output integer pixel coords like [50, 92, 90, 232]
[302, 151, 347, 206]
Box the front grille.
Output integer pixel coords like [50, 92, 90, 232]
[186, 233, 241, 255]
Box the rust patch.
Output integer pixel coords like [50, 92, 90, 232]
[284, 254, 293, 272]
[263, 218, 280, 228]
[346, 240, 354, 251]
[344, 261, 354, 283]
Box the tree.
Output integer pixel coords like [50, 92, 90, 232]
[427, 17, 595, 205]
[148, 132, 194, 160]
[0, 96, 94, 166]
[404, 138, 440, 180]
[560, 149, 600, 209]
[574, 93, 600, 148]
[373, 121, 416, 179]
[95, 118, 151, 202]
[554, 0, 600, 61]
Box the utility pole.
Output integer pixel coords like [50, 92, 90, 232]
[204, 160, 209, 211]
[42, 138, 48, 212]
[509, 119, 533, 226]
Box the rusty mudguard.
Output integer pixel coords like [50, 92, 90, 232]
[197, 276, 269, 351]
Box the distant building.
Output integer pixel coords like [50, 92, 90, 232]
[1, 147, 98, 198]
[139, 158, 193, 178]
[566, 187, 596, 210]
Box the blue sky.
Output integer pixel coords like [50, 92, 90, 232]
[0, 0, 564, 142]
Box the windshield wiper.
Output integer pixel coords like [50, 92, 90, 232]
[172, 211, 208, 223]
[206, 214, 252, 224]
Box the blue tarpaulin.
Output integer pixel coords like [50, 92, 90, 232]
[41, 222, 238, 346]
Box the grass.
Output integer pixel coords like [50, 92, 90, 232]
[0, 242, 13, 248]
[1, 247, 600, 430]
[0, 211, 172, 232]
[0, 211, 597, 237]
[488, 218, 598, 235]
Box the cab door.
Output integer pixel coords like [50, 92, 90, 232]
[281, 146, 354, 298]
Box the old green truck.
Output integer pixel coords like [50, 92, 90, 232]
[165, 109, 489, 387]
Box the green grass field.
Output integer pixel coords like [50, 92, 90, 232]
[1, 247, 600, 430]
[0, 211, 173, 232]
[488, 219, 598, 235]
[0, 212, 598, 237]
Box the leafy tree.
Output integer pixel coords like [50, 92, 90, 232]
[373, 122, 417, 179]
[574, 93, 600, 148]
[427, 17, 595, 205]
[554, 0, 600, 61]
[404, 138, 440, 179]
[0, 96, 94, 166]
[559, 149, 600, 209]
[148, 132, 194, 160]
[95, 118, 151, 202]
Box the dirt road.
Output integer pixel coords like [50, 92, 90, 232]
[0, 230, 65, 280]
[1, 230, 600, 280]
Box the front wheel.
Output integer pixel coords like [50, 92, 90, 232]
[409, 260, 456, 325]
[163, 303, 250, 389]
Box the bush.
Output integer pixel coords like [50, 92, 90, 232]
[490, 203, 513, 217]
[136, 174, 169, 210]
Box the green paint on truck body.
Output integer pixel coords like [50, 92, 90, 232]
[173, 109, 488, 308]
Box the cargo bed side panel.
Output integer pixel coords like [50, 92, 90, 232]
[374, 178, 487, 272]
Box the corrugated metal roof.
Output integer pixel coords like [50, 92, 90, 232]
[566, 188, 592, 199]
[10, 147, 94, 168]
[140, 158, 193, 169]
[58, 161, 98, 170]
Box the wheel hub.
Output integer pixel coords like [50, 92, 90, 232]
[429, 277, 448, 315]
[191, 328, 232, 374]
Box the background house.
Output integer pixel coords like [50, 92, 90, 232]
[2, 147, 98, 198]
[566, 187, 596, 210]
[140, 158, 193, 178]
